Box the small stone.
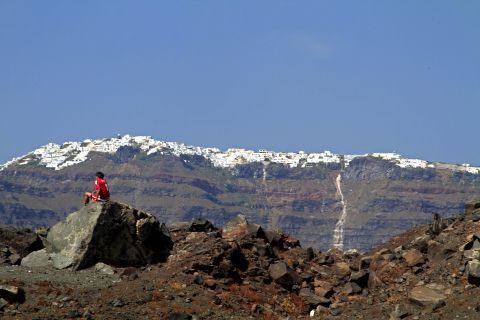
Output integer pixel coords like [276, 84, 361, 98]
[203, 278, 216, 289]
[394, 246, 404, 254]
[8, 253, 21, 265]
[334, 262, 351, 279]
[168, 313, 192, 320]
[111, 298, 126, 307]
[343, 282, 362, 295]
[382, 254, 395, 261]
[192, 273, 203, 285]
[330, 308, 342, 316]
[389, 304, 411, 319]
[189, 218, 215, 232]
[144, 283, 154, 291]
[343, 249, 360, 258]
[350, 270, 369, 288]
[251, 303, 261, 313]
[94, 262, 115, 275]
[67, 310, 82, 318]
[360, 256, 372, 269]
[83, 310, 94, 320]
[402, 249, 425, 267]
[314, 286, 332, 298]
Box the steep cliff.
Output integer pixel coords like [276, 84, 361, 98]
[1, 136, 479, 251]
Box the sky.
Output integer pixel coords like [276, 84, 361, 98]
[1, 1, 479, 165]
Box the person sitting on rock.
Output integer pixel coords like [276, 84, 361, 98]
[84, 171, 110, 205]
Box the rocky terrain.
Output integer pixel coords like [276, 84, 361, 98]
[2, 200, 480, 319]
[1, 136, 480, 252]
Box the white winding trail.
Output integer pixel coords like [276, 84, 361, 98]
[333, 173, 347, 250]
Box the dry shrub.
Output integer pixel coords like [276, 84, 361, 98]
[262, 311, 278, 320]
[240, 286, 264, 303]
[228, 283, 241, 292]
[151, 291, 164, 301]
[386, 294, 401, 304]
[280, 294, 305, 315]
[280, 297, 296, 314]
[34, 280, 50, 287]
[169, 282, 183, 290]
[217, 291, 231, 300]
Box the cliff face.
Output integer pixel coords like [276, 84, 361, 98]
[1, 139, 479, 252]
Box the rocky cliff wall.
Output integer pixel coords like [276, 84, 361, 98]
[1, 149, 479, 251]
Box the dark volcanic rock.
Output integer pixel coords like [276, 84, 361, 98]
[168, 313, 192, 320]
[299, 288, 330, 307]
[0, 285, 25, 303]
[26, 202, 173, 270]
[350, 270, 369, 288]
[268, 261, 299, 289]
[189, 218, 216, 232]
[0, 225, 44, 259]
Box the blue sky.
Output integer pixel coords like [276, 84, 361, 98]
[1, 1, 479, 165]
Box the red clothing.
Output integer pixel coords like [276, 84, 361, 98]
[93, 177, 110, 201]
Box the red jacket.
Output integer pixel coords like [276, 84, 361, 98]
[95, 177, 110, 201]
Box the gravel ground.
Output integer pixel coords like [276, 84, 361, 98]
[0, 264, 120, 290]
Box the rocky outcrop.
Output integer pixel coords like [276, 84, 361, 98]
[22, 202, 173, 270]
[0, 225, 43, 265]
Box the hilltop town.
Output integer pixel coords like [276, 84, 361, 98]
[2, 135, 479, 174]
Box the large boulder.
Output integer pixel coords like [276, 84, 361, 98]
[24, 202, 173, 270]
